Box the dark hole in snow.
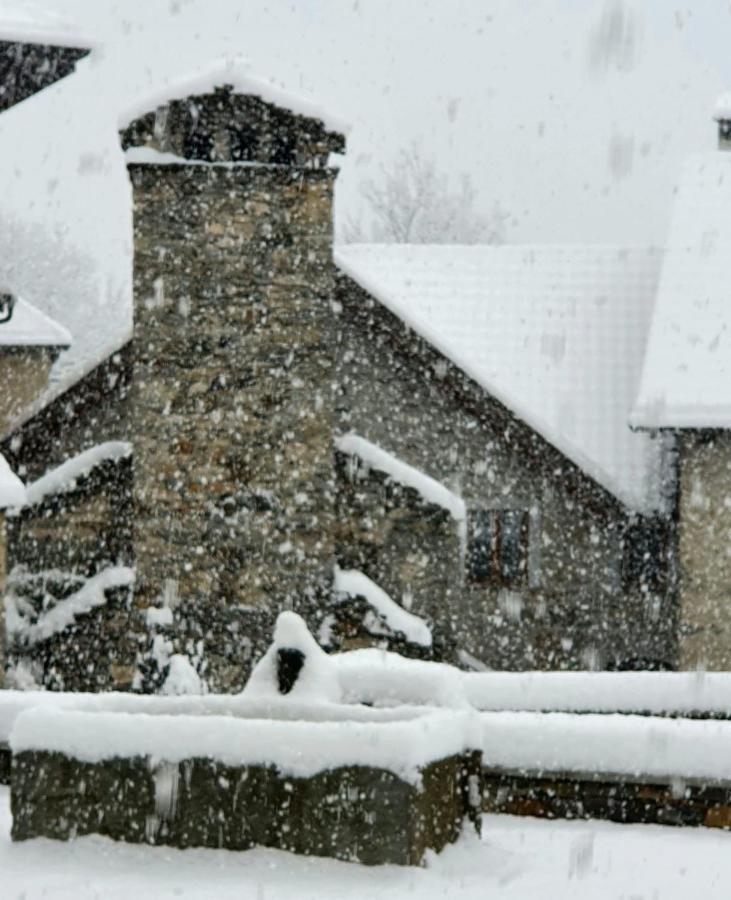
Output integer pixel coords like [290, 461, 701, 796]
[277, 647, 305, 694]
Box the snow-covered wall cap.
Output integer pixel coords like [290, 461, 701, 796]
[117, 58, 350, 136]
[23, 441, 132, 507]
[0, 296, 71, 348]
[335, 432, 466, 521]
[334, 566, 433, 647]
[713, 92, 731, 121]
[0, 453, 25, 508]
[0, 3, 96, 48]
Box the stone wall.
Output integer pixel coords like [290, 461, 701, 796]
[12, 749, 481, 865]
[334, 278, 677, 671]
[0, 350, 56, 438]
[677, 431, 731, 669]
[1, 347, 133, 689]
[0, 41, 89, 113]
[483, 769, 731, 829]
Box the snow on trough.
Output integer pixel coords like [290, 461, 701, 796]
[10, 705, 476, 785]
[23, 440, 132, 507]
[333, 567, 433, 648]
[335, 432, 465, 521]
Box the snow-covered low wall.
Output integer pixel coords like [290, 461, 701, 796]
[463, 671, 731, 717]
[480, 712, 731, 783]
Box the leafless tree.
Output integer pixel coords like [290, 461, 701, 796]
[341, 143, 508, 245]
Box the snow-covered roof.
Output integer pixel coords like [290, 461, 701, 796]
[118, 59, 350, 136]
[632, 153, 731, 429]
[714, 92, 731, 121]
[336, 244, 664, 513]
[0, 296, 71, 348]
[0, 3, 94, 48]
[0, 452, 25, 508]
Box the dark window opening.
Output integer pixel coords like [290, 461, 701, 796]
[467, 509, 529, 586]
[622, 517, 667, 595]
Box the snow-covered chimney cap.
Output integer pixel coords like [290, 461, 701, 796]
[713, 92, 731, 121]
[713, 92, 731, 151]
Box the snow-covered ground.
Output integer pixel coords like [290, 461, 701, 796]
[1, 787, 729, 899]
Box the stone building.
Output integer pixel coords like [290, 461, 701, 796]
[0, 65, 726, 691]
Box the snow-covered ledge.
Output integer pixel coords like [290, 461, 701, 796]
[23, 441, 132, 508]
[335, 433, 465, 521]
[333, 566, 432, 648]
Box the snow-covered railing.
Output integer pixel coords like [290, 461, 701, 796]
[333, 566, 432, 648]
[335, 432, 465, 521]
[23, 441, 132, 507]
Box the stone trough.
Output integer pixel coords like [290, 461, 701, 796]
[10, 702, 481, 865]
[8, 611, 481, 866]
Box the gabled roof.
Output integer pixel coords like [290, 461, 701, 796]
[0, 297, 71, 348]
[336, 244, 666, 513]
[631, 152, 731, 429]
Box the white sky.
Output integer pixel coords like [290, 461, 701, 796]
[0, 0, 729, 356]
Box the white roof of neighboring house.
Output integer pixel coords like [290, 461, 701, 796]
[118, 59, 350, 136]
[631, 152, 731, 429]
[0, 296, 71, 348]
[336, 243, 665, 513]
[0, 452, 25, 508]
[0, 3, 94, 48]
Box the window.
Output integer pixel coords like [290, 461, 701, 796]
[622, 517, 667, 595]
[467, 509, 529, 586]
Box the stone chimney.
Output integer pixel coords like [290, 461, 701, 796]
[120, 77, 346, 689]
[714, 92, 731, 151]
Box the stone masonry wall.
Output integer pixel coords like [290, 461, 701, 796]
[129, 161, 339, 691]
[334, 278, 677, 671]
[677, 431, 731, 669]
[0, 350, 56, 438]
[1, 347, 133, 689]
[0, 41, 89, 113]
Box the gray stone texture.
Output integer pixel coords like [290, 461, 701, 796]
[11, 749, 481, 865]
[0, 41, 89, 113]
